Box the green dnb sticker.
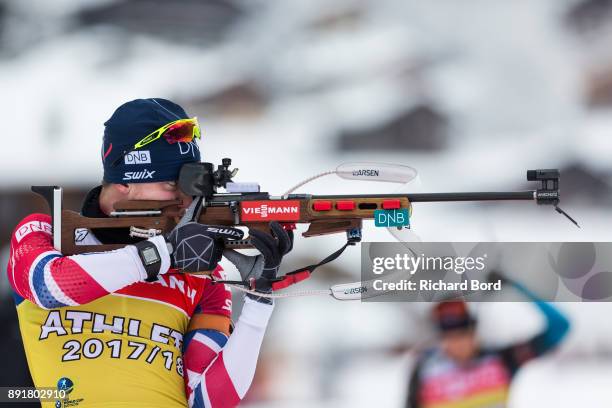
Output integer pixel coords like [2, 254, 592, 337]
[374, 209, 410, 227]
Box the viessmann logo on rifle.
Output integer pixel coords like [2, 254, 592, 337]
[241, 200, 301, 221]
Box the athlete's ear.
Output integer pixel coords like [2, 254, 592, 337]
[115, 183, 130, 193]
[108, 183, 131, 201]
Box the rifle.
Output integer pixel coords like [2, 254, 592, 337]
[31, 160, 578, 294]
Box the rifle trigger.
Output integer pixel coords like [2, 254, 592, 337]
[230, 201, 239, 224]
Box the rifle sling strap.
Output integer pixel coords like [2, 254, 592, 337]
[213, 238, 358, 292]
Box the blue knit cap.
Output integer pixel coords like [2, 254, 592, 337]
[102, 98, 201, 183]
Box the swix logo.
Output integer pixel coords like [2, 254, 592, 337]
[124, 150, 151, 165]
[15, 220, 52, 242]
[241, 200, 301, 221]
[206, 227, 243, 238]
[123, 169, 156, 180]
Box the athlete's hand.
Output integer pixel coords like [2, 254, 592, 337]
[167, 222, 244, 273]
[223, 222, 293, 304]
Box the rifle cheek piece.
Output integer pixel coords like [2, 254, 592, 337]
[178, 162, 216, 198]
[178, 158, 238, 198]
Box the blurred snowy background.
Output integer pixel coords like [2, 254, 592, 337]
[1, 0, 612, 406]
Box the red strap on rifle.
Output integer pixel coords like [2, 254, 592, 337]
[269, 238, 358, 291]
[271, 270, 311, 291]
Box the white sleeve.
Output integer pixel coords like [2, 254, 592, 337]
[189, 298, 274, 407]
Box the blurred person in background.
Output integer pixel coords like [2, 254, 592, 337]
[405, 276, 570, 408]
[6, 98, 292, 407]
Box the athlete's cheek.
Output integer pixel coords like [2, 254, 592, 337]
[130, 188, 176, 201]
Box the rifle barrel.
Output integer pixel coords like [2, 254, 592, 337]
[311, 191, 536, 202]
[406, 191, 535, 202]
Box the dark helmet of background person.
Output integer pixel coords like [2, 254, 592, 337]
[432, 300, 479, 363]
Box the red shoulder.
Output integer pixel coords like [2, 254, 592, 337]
[11, 213, 53, 247]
